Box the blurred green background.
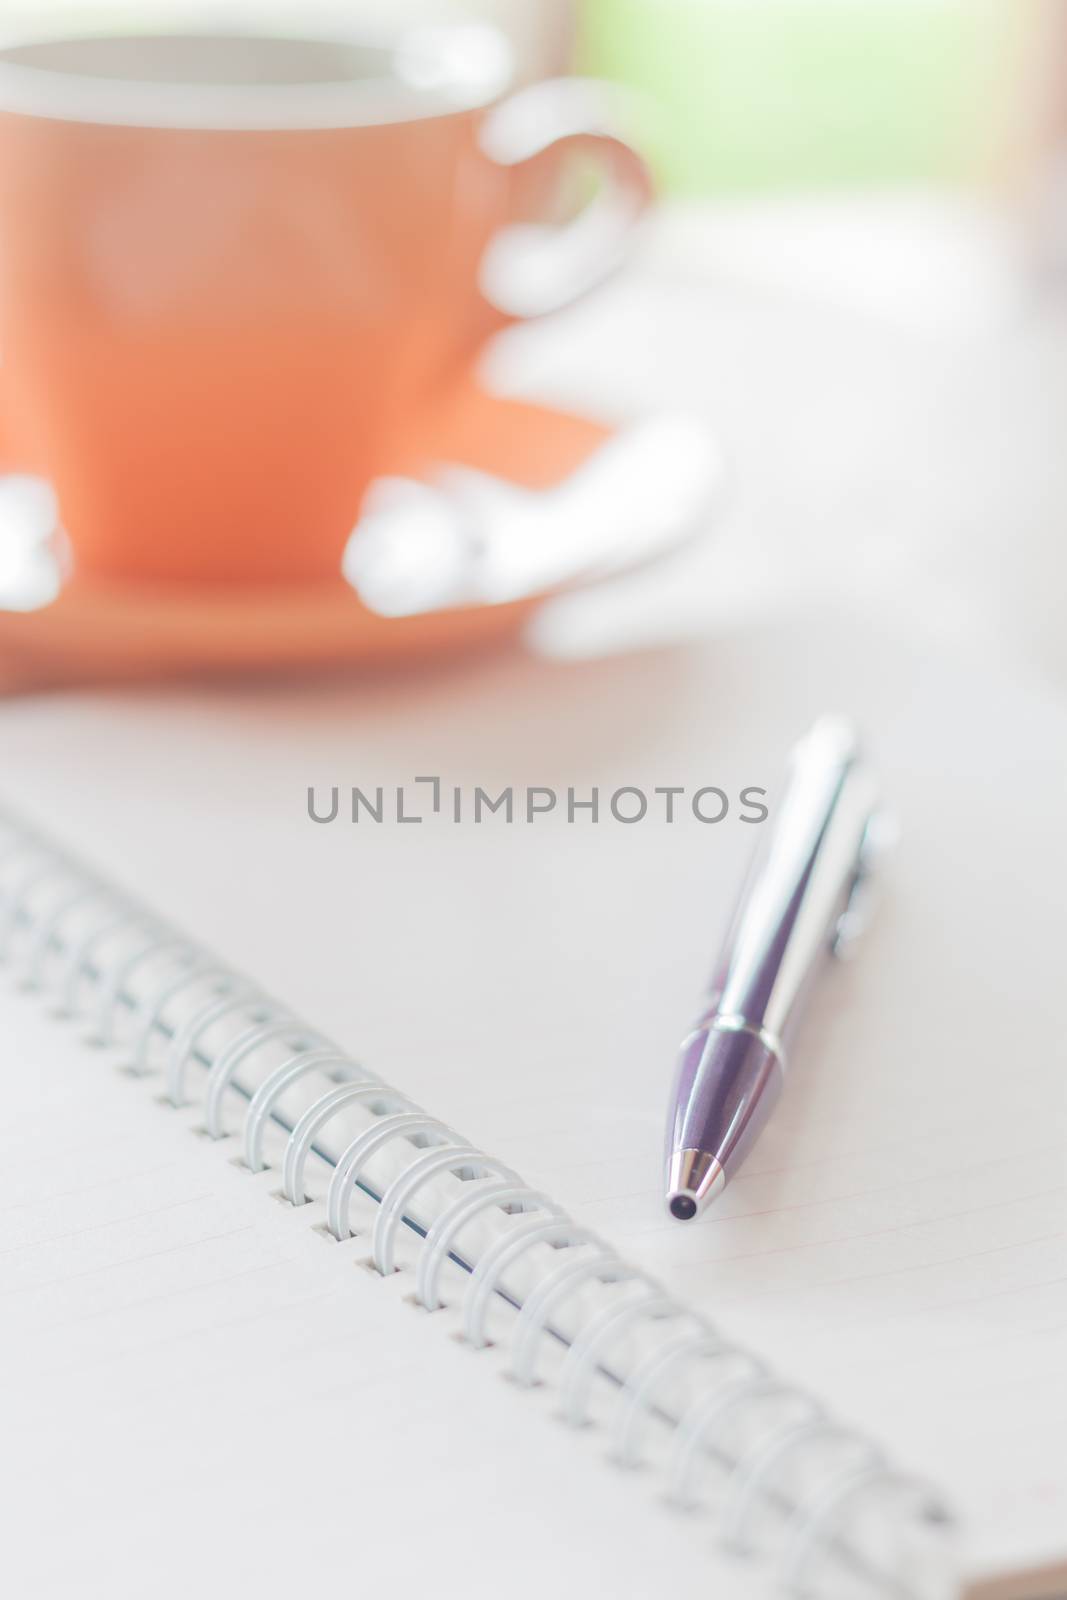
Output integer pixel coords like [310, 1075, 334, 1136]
[578, 0, 1018, 193]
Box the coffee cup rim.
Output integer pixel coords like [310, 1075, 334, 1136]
[0, 21, 514, 131]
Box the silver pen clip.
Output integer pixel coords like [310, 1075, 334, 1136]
[831, 809, 897, 960]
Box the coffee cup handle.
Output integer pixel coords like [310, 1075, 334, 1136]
[477, 78, 654, 320]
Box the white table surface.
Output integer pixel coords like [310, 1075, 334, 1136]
[486, 193, 1067, 698]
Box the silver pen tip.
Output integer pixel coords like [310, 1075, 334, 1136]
[665, 1149, 726, 1220]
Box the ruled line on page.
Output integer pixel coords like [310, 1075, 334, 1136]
[0, 1191, 214, 1257]
[703, 1230, 1067, 1309]
[0, 1223, 256, 1299]
[670, 1185, 1067, 1268]
[0, 1158, 187, 1216]
[31, 1251, 312, 1336]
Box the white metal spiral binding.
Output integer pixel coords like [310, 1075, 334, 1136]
[0, 806, 955, 1599]
[509, 1253, 641, 1388]
[94, 929, 192, 1045]
[24, 883, 104, 990]
[132, 960, 234, 1073]
[326, 1111, 458, 1240]
[373, 1146, 495, 1277]
[463, 1218, 601, 1348]
[784, 1456, 890, 1596]
[0, 856, 71, 957]
[668, 1372, 782, 1506]
[204, 1016, 320, 1137]
[283, 1081, 412, 1205]
[166, 985, 265, 1105]
[244, 1049, 372, 1173]
[414, 1176, 544, 1311]
[60, 903, 145, 1015]
[720, 1412, 833, 1552]
[614, 1330, 729, 1468]
[559, 1287, 676, 1426]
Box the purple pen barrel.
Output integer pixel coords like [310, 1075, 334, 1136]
[664, 1022, 784, 1218]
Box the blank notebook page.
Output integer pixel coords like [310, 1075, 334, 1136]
[1, 606, 1064, 1591]
[0, 980, 768, 1600]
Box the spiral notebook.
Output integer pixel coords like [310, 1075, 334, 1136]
[2, 609, 1065, 1600]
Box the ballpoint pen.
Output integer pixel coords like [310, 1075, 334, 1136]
[664, 716, 884, 1220]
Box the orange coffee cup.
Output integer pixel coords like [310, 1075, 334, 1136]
[0, 24, 651, 585]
